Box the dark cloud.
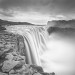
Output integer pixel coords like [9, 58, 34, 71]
[0, 10, 14, 17]
[0, 0, 75, 18]
[0, 0, 31, 10]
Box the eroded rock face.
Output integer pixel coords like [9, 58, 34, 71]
[0, 31, 26, 74]
[0, 31, 55, 75]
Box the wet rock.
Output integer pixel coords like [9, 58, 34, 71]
[0, 72, 8, 75]
[12, 54, 25, 61]
[9, 65, 29, 75]
[41, 72, 55, 75]
[2, 60, 20, 72]
[5, 53, 14, 60]
[29, 65, 55, 75]
[1, 52, 25, 73]
[0, 33, 18, 53]
[41, 73, 50, 75]
[13, 61, 24, 70]
[0, 26, 6, 31]
[33, 73, 42, 75]
[50, 72, 55, 75]
[9, 70, 15, 74]
[29, 65, 44, 73]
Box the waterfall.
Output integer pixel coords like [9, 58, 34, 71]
[5, 25, 75, 75]
[5, 25, 49, 66]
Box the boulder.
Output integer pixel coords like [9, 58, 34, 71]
[0, 72, 8, 75]
[2, 60, 19, 72]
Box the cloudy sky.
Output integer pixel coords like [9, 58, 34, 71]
[0, 0, 75, 25]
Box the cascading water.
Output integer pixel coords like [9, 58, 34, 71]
[5, 25, 49, 66]
[5, 25, 75, 75]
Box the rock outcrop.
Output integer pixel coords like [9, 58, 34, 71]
[47, 20, 75, 28]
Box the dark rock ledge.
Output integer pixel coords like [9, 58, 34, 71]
[0, 31, 55, 75]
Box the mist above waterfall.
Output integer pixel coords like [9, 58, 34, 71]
[42, 28, 75, 75]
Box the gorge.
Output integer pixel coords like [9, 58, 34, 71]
[0, 20, 75, 75]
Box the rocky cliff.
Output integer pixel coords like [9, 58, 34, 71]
[47, 20, 75, 28]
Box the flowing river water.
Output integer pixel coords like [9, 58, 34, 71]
[5, 25, 75, 75]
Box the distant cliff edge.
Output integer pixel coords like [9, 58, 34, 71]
[47, 20, 75, 28]
[0, 19, 34, 25]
